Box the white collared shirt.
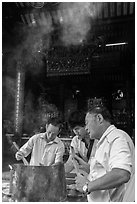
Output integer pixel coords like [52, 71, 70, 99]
[87, 125, 135, 202]
[71, 135, 97, 161]
[71, 135, 88, 159]
[20, 133, 65, 166]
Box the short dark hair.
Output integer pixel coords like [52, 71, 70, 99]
[87, 106, 113, 124]
[47, 117, 62, 128]
[68, 110, 86, 129]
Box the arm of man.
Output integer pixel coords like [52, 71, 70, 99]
[64, 136, 79, 173]
[76, 135, 132, 193]
[70, 136, 79, 154]
[64, 155, 74, 173]
[74, 154, 90, 173]
[54, 142, 65, 164]
[75, 168, 130, 193]
[16, 135, 35, 160]
[88, 168, 130, 192]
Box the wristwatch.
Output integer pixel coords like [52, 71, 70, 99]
[83, 182, 89, 194]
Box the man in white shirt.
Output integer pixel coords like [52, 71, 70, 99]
[75, 104, 135, 202]
[15, 118, 65, 166]
[65, 110, 95, 174]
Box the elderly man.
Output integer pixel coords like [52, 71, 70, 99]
[15, 117, 65, 166]
[75, 104, 135, 202]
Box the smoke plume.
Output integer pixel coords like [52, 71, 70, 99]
[3, 2, 103, 75]
[3, 2, 103, 135]
[57, 2, 103, 46]
[13, 12, 53, 73]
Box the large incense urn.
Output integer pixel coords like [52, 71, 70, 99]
[10, 163, 67, 202]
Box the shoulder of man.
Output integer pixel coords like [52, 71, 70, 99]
[55, 136, 64, 144]
[29, 132, 45, 141]
[107, 127, 130, 143]
[71, 135, 79, 142]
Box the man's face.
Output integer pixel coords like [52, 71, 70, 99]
[73, 126, 88, 140]
[85, 112, 99, 139]
[46, 124, 59, 142]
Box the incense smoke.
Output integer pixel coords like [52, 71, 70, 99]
[57, 2, 103, 46]
[3, 2, 103, 74]
[3, 2, 103, 135]
[13, 11, 53, 73]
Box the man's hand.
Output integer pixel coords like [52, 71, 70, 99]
[75, 173, 88, 193]
[74, 154, 90, 173]
[15, 151, 24, 161]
